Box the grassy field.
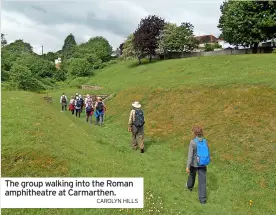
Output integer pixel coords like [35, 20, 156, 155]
[2, 54, 276, 215]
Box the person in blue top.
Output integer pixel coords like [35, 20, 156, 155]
[94, 97, 106, 126]
[186, 126, 210, 205]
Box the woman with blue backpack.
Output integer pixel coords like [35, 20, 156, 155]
[186, 126, 211, 204]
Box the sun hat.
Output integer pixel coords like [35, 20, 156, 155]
[132, 101, 141, 108]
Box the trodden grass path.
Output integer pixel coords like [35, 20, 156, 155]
[2, 54, 276, 215]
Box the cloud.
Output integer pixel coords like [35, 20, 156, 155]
[1, 0, 224, 54]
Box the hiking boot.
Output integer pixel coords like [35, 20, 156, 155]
[200, 201, 206, 205]
[140, 148, 144, 153]
[186, 183, 192, 191]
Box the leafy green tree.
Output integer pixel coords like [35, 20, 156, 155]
[158, 22, 198, 58]
[133, 15, 165, 63]
[62, 33, 77, 60]
[68, 58, 93, 77]
[204, 43, 214, 52]
[9, 64, 44, 91]
[41, 52, 58, 62]
[78, 36, 112, 62]
[29, 59, 57, 78]
[53, 69, 67, 81]
[1, 49, 15, 73]
[122, 34, 139, 60]
[4, 39, 33, 54]
[218, 1, 276, 53]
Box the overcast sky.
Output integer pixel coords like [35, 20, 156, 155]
[1, 0, 224, 54]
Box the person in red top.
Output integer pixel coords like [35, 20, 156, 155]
[68, 96, 75, 115]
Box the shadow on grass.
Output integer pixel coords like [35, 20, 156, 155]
[144, 137, 162, 152]
[127, 59, 161, 69]
[207, 172, 218, 200]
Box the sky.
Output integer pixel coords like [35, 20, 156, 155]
[1, 0, 225, 54]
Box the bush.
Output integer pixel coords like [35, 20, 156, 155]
[69, 58, 94, 77]
[68, 77, 90, 88]
[204, 43, 214, 52]
[9, 64, 45, 91]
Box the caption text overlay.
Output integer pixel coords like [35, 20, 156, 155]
[0, 178, 144, 208]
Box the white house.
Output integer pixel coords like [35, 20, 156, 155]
[54, 58, 62, 69]
[217, 39, 233, 49]
[55, 58, 62, 64]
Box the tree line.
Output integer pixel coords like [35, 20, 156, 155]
[1, 33, 114, 91]
[120, 0, 276, 63]
[1, 0, 275, 91]
[119, 16, 200, 64]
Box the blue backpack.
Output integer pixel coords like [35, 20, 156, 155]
[194, 138, 210, 166]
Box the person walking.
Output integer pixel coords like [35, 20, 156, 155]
[69, 96, 75, 115]
[94, 97, 106, 126]
[186, 126, 211, 204]
[128, 101, 145, 153]
[60, 93, 68, 112]
[85, 94, 93, 106]
[85, 100, 94, 123]
[79, 95, 84, 112]
[75, 96, 82, 118]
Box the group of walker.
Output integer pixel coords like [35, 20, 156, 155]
[60, 93, 106, 126]
[60, 94, 210, 204]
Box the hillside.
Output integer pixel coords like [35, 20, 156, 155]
[2, 54, 276, 215]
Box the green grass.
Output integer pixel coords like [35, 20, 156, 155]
[2, 54, 276, 215]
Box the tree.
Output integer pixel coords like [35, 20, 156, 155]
[53, 69, 67, 81]
[122, 34, 139, 60]
[62, 33, 77, 59]
[41, 52, 57, 62]
[1, 41, 36, 81]
[9, 64, 44, 91]
[4, 39, 33, 54]
[1, 33, 7, 47]
[68, 58, 93, 77]
[29, 59, 57, 78]
[218, 1, 276, 53]
[133, 15, 165, 63]
[78, 36, 112, 62]
[158, 22, 198, 58]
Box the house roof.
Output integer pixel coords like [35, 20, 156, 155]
[194, 35, 218, 44]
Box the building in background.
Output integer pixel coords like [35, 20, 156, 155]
[55, 58, 61, 69]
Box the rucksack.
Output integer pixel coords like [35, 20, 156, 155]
[76, 99, 82, 108]
[86, 103, 93, 112]
[79, 98, 84, 104]
[61, 96, 66, 103]
[133, 109, 145, 127]
[194, 138, 210, 166]
[96, 102, 104, 111]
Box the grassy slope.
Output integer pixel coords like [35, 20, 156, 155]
[2, 54, 276, 215]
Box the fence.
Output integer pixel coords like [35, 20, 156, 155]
[158, 47, 273, 60]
